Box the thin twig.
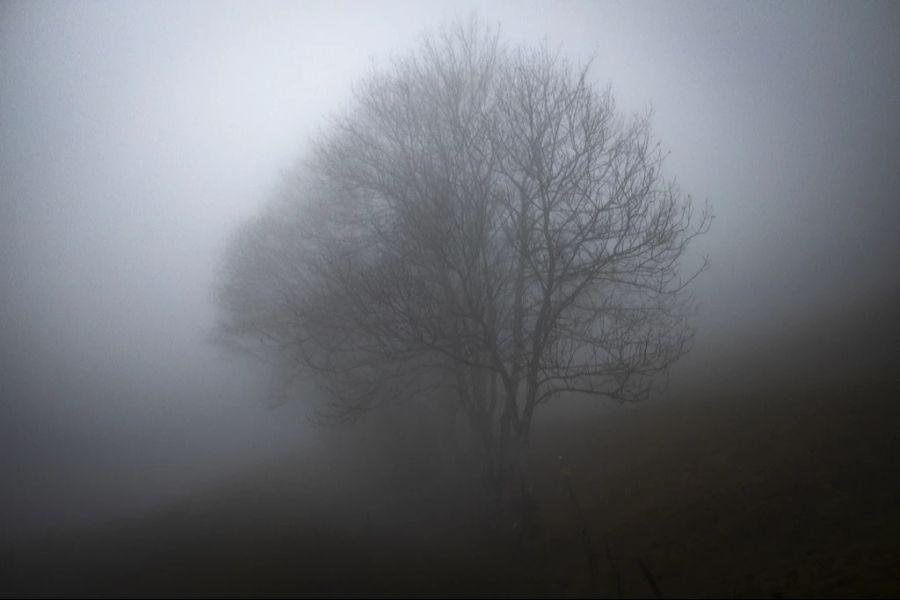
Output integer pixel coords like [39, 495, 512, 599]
[637, 556, 663, 599]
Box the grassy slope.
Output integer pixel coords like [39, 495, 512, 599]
[530, 292, 900, 597]
[532, 378, 900, 598]
[3, 297, 898, 598]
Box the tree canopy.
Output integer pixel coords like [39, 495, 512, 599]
[217, 19, 711, 488]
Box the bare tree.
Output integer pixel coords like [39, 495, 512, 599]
[217, 18, 711, 512]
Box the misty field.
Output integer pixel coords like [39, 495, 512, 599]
[3, 2, 899, 599]
[3, 305, 898, 598]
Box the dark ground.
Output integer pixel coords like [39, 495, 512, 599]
[2, 294, 898, 598]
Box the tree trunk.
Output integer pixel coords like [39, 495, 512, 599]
[482, 428, 542, 542]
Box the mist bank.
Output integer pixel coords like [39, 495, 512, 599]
[3, 270, 895, 546]
[3, 287, 898, 597]
[2, 0, 898, 568]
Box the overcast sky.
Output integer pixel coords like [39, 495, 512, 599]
[2, 1, 898, 538]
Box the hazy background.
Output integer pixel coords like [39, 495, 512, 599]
[2, 0, 898, 541]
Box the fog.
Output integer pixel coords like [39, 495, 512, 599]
[2, 1, 898, 596]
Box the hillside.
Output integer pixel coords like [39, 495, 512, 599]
[3, 299, 898, 598]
